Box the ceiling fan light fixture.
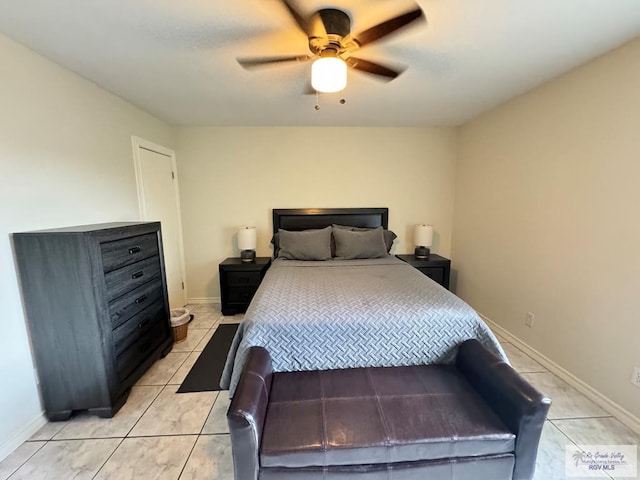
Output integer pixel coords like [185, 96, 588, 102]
[311, 57, 347, 93]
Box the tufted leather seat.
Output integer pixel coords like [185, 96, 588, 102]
[228, 340, 551, 480]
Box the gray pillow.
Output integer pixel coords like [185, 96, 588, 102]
[277, 227, 332, 261]
[332, 224, 397, 254]
[333, 226, 389, 260]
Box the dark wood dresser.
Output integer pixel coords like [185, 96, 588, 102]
[13, 222, 173, 421]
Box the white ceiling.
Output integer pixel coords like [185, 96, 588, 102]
[1, 0, 639, 127]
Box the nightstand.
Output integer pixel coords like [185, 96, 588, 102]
[219, 257, 271, 316]
[396, 253, 451, 290]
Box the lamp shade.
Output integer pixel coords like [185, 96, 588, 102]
[311, 57, 347, 93]
[238, 227, 257, 251]
[414, 224, 433, 247]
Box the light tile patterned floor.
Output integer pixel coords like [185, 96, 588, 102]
[1, 305, 638, 480]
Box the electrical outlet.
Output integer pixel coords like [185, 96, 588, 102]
[525, 312, 535, 328]
[631, 367, 640, 388]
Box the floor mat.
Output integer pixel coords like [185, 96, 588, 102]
[176, 323, 239, 393]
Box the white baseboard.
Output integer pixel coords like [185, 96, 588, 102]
[480, 313, 640, 435]
[0, 412, 47, 462]
[187, 297, 220, 305]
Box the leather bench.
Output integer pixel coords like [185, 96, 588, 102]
[227, 340, 551, 480]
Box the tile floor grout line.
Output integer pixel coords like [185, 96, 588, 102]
[118, 433, 201, 439]
[44, 436, 127, 442]
[547, 420, 617, 480]
[138, 340, 195, 388]
[172, 328, 211, 354]
[89, 436, 126, 480]
[200, 391, 221, 436]
[123, 385, 165, 439]
[176, 435, 201, 480]
[4, 441, 48, 480]
[125, 317, 218, 439]
[548, 415, 614, 421]
[548, 419, 581, 446]
[126, 342, 196, 437]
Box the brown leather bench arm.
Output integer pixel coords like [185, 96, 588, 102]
[456, 339, 551, 480]
[227, 346, 273, 480]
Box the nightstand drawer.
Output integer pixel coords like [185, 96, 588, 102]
[228, 286, 257, 303]
[418, 267, 444, 285]
[227, 271, 261, 286]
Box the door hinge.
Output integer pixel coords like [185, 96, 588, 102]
[181, 282, 185, 290]
[171, 171, 175, 179]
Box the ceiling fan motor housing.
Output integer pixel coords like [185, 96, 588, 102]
[309, 9, 353, 56]
[236, 1, 424, 82]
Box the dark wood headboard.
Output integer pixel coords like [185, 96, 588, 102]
[272, 208, 388, 234]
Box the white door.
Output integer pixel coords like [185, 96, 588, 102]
[132, 137, 187, 309]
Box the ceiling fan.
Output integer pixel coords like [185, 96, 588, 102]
[237, 1, 425, 94]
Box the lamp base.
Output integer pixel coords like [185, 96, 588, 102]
[414, 246, 430, 259]
[240, 250, 256, 263]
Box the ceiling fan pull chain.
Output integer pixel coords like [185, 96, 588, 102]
[340, 88, 346, 105]
[315, 90, 320, 110]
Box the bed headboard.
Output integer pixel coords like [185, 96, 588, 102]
[272, 208, 388, 234]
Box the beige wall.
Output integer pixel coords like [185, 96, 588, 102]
[452, 38, 640, 418]
[0, 33, 175, 458]
[176, 127, 458, 300]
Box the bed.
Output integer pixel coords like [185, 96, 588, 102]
[220, 207, 507, 394]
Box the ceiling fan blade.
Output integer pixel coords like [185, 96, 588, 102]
[345, 57, 404, 80]
[280, 0, 308, 35]
[237, 55, 311, 69]
[352, 8, 424, 48]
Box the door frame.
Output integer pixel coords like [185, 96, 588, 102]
[131, 136, 188, 305]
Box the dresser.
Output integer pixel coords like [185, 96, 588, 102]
[13, 222, 173, 421]
[219, 257, 271, 315]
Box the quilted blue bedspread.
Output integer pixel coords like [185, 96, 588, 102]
[220, 257, 507, 394]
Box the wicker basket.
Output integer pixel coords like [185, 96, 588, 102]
[170, 309, 190, 343]
[172, 322, 189, 343]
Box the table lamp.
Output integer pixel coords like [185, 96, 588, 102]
[238, 226, 257, 263]
[414, 224, 433, 259]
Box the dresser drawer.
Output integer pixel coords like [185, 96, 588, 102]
[228, 286, 257, 304]
[109, 279, 165, 329]
[418, 267, 444, 285]
[227, 271, 261, 286]
[101, 233, 159, 273]
[105, 256, 161, 301]
[112, 301, 167, 355]
[116, 319, 167, 382]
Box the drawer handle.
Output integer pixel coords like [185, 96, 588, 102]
[132, 271, 144, 280]
[128, 246, 141, 254]
[135, 295, 148, 304]
[138, 318, 151, 329]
